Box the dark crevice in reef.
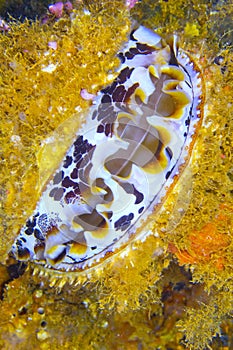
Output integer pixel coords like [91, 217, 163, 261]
[0, 260, 27, 300]
[7, 261, 27, 280]
[0, 0, 52, 21]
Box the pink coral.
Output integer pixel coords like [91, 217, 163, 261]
[49, 2, 64, 18]
[125, 0, 138, 9]
[80, 89, 96, 101]
[64, 1, 73, 12]
[0, 18, 10, 32]
[48, 41, 58, 50]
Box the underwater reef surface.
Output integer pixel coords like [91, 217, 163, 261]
[0, 0, 233, 349]
[0, 0, 52, 20]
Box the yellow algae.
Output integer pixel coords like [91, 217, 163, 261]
[0, 1, 233, 350]
[184, 23, 200, 37]
[0, 2, 130, 262]
[131, 0, 210, 41]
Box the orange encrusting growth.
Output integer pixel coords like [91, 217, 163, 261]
[169, 214, 230, 270]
